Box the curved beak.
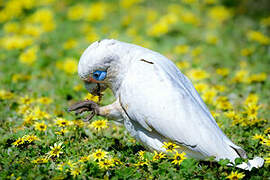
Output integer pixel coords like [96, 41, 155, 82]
[84, 82, 100, 96]
[84, 81, 108, 100]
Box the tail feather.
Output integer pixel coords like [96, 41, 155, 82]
[226, 141, 264, 171]
[236, 157, 264, 171]
[229, 145, 247, 159]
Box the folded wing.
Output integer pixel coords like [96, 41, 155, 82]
[120, 53, 244, 161]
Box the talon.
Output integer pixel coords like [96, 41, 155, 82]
[68, 100, 91, 112]
[68, 100, 100, 121]
[75, 107, 89, 115]
[83, 111, 95, 122]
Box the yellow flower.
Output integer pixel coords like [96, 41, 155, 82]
[188, 69, 209, 81]
[23, 134, 40, 143]
[183, 0, 197, 4]
[62, 58, 78, 74]
[72, 120, 84, 128]
[216, 68, 229, 76]
[194, 83, 208, 93]
[86, 31, 99, 42]
[215, 96, 232, 110]
[191, 47, 202, 57]
[162, 142, 179, 153]
[12, 74, 31, 83]
[244, 94, 259, 105]
[85, 2, 107, 21]
[0, 89, 14, 100]
[79, 155, 91, 163]
[70, 167, 81, 177]
[264, 127, 270, 134]
[174, 45, 190, 55]
[146, 9, 158, 23]
[63, 39, 78, 49]
[23, 114, 35, 125]
[48, 142, 63, 157]
[37, 97, 52, 105]
[138, 150, 145, 160]
[148, 21, 169, 37]
[247, 30, 270, 45]
[244, 104, 260, 120]
[261, 16, 270, 26]
[261, 135, 270, 147]
[232, 69, 249, 83]
[73, 84, 83, 91]
[226, 171, 245, 180]
[19, 46, 38, 65]
[32, 106, 50, 119]
[67, 4, 85, 20]
[208, 6, 231, 23]
[204, 0, 217, 5]
[152, 151, 166, 161]
[55, 118, 71, 127]
[22, 24, 43, 37]
[214, 85, 227, 92]
[120, 0, 141, 8]
[248, 73, 267, 83]
[12, 137, 25, 146]
[252, 134, 265, 141]
[206, 33, 218, 45]
[91, 149, 107, 161]
[66, 160, 77, 169]
[32, 157, 49, 164]
[89, 119, 109, 131]
[3, 22, 20, 33]
[55, 128, 69, 135]
[211, 111, 220, 119]
[148, 13, 177, 37]
[202, 88, 217, 104]
[111, 157, 122, 166]
[265, 154, 270, 164]
[1, 35, 33, 50]
[180, 11, 200, 26]
[17, 105, 31, 115]
[241, 47, 254, 56]
[34, 121, 47, 132]
[225, 111, 237, 119]
[98, 159, 115, 170]
[171, 152, 187, 166]
[29, 9, 56, 32]
[176, 61, 190, 69]
[18, 95, 34, 105]
[134, 160, 149, 167]
[85, 93, 99, 103]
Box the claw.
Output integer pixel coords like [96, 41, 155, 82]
[83, 111, 95, 122]
[68, 100, 100, 121]
[68, 100, 91, 112]
[75, 107, 89, 115]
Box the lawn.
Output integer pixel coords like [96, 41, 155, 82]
[0, 0, 269, 179]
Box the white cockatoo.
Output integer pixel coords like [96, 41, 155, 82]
[69, 39, 264, 170]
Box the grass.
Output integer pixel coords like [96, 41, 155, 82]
[0, 0, 269, 179]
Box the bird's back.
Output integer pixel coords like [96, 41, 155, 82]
[118, 44, 245, 162]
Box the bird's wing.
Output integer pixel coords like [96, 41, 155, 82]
[119, 53, 243, 159]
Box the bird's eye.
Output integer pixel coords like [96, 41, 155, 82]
[93, 70, 107, 81]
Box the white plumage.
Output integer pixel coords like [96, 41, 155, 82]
[76, 39, 264, 170]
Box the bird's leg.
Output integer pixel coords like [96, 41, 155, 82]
[98, 99, 124, 121]
[68, 99, 123, 122]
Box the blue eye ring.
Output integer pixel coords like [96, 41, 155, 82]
[93, 70, 107, 81]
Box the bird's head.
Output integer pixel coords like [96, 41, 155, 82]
[78, 39, 130, 97]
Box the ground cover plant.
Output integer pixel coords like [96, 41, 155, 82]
[0, 0, 269, 179]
